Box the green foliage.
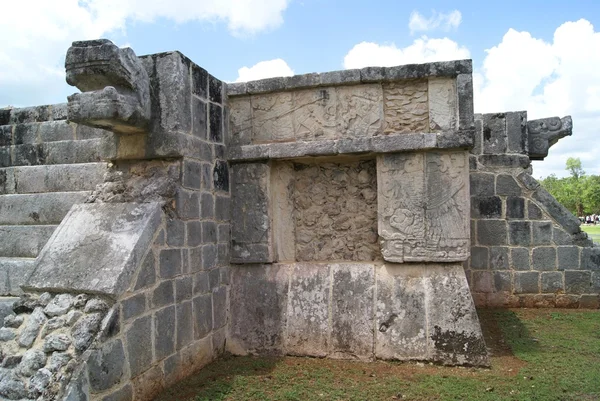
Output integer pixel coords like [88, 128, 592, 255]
[540, 157, 600, 215]
[153, 310, 600, 401]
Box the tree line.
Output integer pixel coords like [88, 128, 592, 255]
[539, 157, 600, 217]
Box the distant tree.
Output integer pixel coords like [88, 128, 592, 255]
[540, 158, 590, 216]
[566, 157, 585, 180]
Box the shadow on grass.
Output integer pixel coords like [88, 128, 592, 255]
[153, 354, 284, 401]
[477, 309, 540, 358]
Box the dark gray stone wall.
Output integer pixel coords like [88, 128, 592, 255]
[467, 112, 600, 308]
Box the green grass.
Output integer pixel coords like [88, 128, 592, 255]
[153, 310, 600, 401]
[581, 224, 600, 244]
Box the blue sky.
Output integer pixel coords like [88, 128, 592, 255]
[1, 0, 599, 178]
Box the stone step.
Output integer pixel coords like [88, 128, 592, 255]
[0, 138, 116, 168]
[0, 121, 109, 146]
[0, 225, 57, 258]
[0, 258, 36, 297]
[0, 162, 108, 194]
[0, 191, 89, 225]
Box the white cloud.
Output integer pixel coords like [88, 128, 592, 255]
[0, 0, 290, 107]
[343, 38, 470, 69]
[235, 59, 294, 82]
[474, 19, 600, 178]
[409, 10, 462, 35]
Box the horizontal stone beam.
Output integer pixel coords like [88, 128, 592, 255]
[227, 60, 473, 96]
[227, 131, 473, 162]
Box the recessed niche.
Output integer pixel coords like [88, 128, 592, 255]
[272, 157, 379, 262]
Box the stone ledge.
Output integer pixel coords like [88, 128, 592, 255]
[228, 131, 472, 161]
[24, 202, 163, 299]
[227, 60, 473, 97]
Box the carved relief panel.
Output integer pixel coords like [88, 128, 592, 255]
[383, 80, 429, 134]
[377, 151, 469, 263]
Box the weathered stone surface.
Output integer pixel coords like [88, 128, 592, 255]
[514, 271, 539, 294]
[564, 270, 591, 294]
[383, 80, 428, 134]
[87, 339, 125, 391]
[66, 39, 151, 134]
[44, 294, 73, 317]
[286, 264, 330, 357]
[376, 265, 427, 360]
[378, 151, 469, 262]
[229, 264, 288, 354]
[25, 203, 162, 298]
[541, 272, 563, 293]
[43, 333, 71, 352]
[482, 113, 506, 154]
[29, 368, 52, 396]
[532, 187, 581, 235]
[506, 111, 528, 154]
[231, 163, 272, 263]
[528, 116, 572, 160]
[330, 264, 374, 359]
[16, 350, 46, 377]
[126, 315, 152, 377]
[71, 313, 102, 352]
[18, 307, 46, 347]
[428, 78, 457, 132]
[155, 305, 176, 359]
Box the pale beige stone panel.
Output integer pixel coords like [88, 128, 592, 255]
[292, 88, 337, 141]
[336, 84, 384, 138]
[383, 80, 429, 134]
[229, 96, 253, 145]
[428, 77, 457, 132]
[271, 161, 296, 262]
[251, 92, 294, 143]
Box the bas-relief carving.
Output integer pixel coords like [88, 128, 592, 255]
[527, 116, 572, 160]
[246, 85, 383, 143]
[292, 160, 379, 262]
[229, 97, 252, 145]
[428, 78, 457, 132]
[377, 151, 469, 263]
[383, 80, 429, 134]
[335, 85, 383, 138]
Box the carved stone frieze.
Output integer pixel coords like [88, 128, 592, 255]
[65, 39, 151, 134]
[428, 78, 457, 132]
[383, 80, 429, 134]
[377, 151, 469, 262]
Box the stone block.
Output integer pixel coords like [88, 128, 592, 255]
[191, 63, 208, 99]
[528, 201, 543, 220]
[557, 246, 580, 270]
[102, 384, 133, 401]
[209, 74, 223, 104]
[215, 196, 230, 222]
[470, 172, 495, 197]
[482, 113, 506, 154]
[506, 197, 525, 219]
[472, 271, 493, 293]
[532, 247, 557, 271]
[152, 281, 174, 308]
[229, 97, 252, 146]
[514, 271, 539, 294]
[506, 111, 527, 154]
[14, 122, 38, 144]
[87, 339, 125, 391]
[212, 286, 227, 330]
[553, 228, 573, 245]
[121, 293, 146, 321]
[331, 264, 374, 359]
[533, 186, 581, 235]
[200, 192, 214, 220]
[471, 196, 502, 218]
[159, 249, 182, 279]
[25, 203, 162, 299]
[581, 247, 600, 270]
[532, 221, 553, 245]
[166, 219, 185, 247]
[154, 305, 176, 360]
[470, 247, 488, 269]
[39, 121, 74, 142]
[286, 264, 331, 357]
[231, 162, 272, 263]
[494, 271, 512, 292]
[592, 272, 600, 292]
[564, 270, 591, 294]
[456, 73, 474, 131]
[496, 174, 521, 196]
[477, 220, 507, 245]
[175, 188, 200, 220]
[175, 277, 193, 303]
[478, 154, 530, 168]
[209, 267, 220, 290]
[192, 293, 213, 340]
[183, 159, 202, 190]
[229, 264, 288, 354]
[511, 247, 530, 271]
[202, 244, 217, 270]
[126, 315, 152, 377]
[209, 103, 223, 143]
[541, 272, 563, 293]
[509, 221, 531, 246]
[193, 271, 210, 295]
[12, 162, 107, 194]
[186, 221, 202, 247]
[579, 295, 600, 309]
[192, 96, 207, 139]
[490, 247, 509, 270]
[428, 78, 457, 132]
[378, 152, 470, 262]
[213, 160, 229, 192]
[176, 301, 193, 350]
[376, 264, 428, 360]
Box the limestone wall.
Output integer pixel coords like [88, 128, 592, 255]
[466, 112, 600, 308]
[226, 61, 489, 367]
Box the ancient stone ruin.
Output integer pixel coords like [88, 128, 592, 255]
[0, 38, 597, 400]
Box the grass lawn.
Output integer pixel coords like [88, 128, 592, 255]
[153, 309, 600, 401]
[581, 224, 600, 244]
